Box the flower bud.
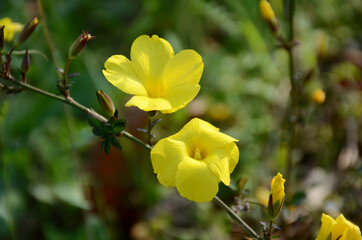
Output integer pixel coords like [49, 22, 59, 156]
[259, 0, 279, 33]
[312, 89, 326, 104]
[268, 172, 285, 220]
[21, 50, 30, 73]
[96, 90, 116, 116]
[68, 31, 95, 59]
[0, 26, 4, 51]
[15, 17, 39, 47]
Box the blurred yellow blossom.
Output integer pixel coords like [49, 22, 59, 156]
[103, 35, 204, 114]
[316, 213, 362, 240]
[313, 89, 326, 104]
[255, 186, 269, 207]
[150, 118, 239, 202]
[0, 17, 23, 42]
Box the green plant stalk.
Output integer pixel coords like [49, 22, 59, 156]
[213, 196, 260, 239]
[36, 0, 60, 77]
[284, 0, 296, 195]
[147, 115, 152, 145]
[268, 219, 273, 239]
[0, 153, 16, 240]
[8, 79, 152, 151]
[62, 58, 72, 87]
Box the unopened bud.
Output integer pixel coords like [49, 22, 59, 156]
[312, 89, 325, 104]
[96, 90, 115, 116]
[68, 31, 95, 59]
[259, 0, 279, 33]
[0, 26, 4, 51]
[21, 50, 30, 73]
[15, 17, 40, 47]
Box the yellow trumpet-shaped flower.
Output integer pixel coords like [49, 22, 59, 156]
[316, 213, 361, 240]
[151, 118, 239, 202]
[103, 35, 204, 114]
[271, 172, 285, 206]
[0, 18, 23, 42]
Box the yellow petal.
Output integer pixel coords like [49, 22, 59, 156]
[103, 55, 148, 96]
[333, 214, 362, 240]
[172, 118, 237, 145]
[0, 17, 23, 42]
[316, 213, 336, 240]
[175, 156, 219, 202]
[271, 172, 285, 205]
[162, 50, 204, 90]
[204, 142, 238, 185]
[161, 84, 201, 114]
[125, 96, 172, 111]
[131, 35, 174, 85]
[151, 138, 186, 187]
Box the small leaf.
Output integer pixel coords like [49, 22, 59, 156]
[111, 135, 122, 150]
[103, 136, 111, 154]
[271, 236, 280, 239]
[136, 128, 148, 133]
[151, 118, 162, 129]
[68, 72, 80, 79]
[88, 117, 103, 129]
[112, 119, 126, 134]
[92, 128, 105, 137]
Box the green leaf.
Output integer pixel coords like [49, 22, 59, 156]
[103, 136, 111, 154]
[88, 117, 103, 129]
[111, 135, 122, 150]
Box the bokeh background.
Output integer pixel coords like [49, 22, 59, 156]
[0, 0, 361, 239]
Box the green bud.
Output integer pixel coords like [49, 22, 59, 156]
[96, 90, 115, 116]
[0, 26, 4, 51]
[15, 17, 40, 47]
[21, 49, 30, 73]
[68, 31, 95, 59]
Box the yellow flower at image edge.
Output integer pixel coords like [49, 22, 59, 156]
[0, 18, 23, 42]
[316, 213, 361, 240]
[271, 172, 285, 206]
[103, 35, 204, 114]
[151, 118, 239, 202]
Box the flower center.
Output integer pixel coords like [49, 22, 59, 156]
[146, 81, 166, 98]
[193, 148, 203, 160]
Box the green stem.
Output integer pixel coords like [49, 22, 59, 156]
[267, 220, 273, 239]
[7, 79, 150, 151]
[0, 153, 16, 240]
[213, 196, 260, 239]
[36, 0, 60, 77]
[63, 58, 72, 86]
[147, 115, 152, 146]
[284, 0, 296, 196]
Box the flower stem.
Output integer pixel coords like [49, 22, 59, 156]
[213, 196, 260, 239]
[284, 0, 297, 196]
[267, 219, 273, 239]
[7, 78, 151, 151]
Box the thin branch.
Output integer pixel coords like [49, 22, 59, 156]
[213, 196, 260, 239]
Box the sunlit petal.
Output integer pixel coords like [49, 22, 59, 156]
[175, 157, 219, 202]
[125, 96, 172, 111]
[103, 55, 147, 96]
[151, 138, 186, 187]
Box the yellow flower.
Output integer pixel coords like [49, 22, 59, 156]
[0, 18, 23, 42]
[103, 35, 204, 114]
[259, 0, 275, 22]
[150, 118, 239, 202]
[316, 213, 362, 240]
[270, 172, 285, 206]
[313, 89, 326, 104]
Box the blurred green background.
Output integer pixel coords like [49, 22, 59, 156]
[0, 0, 361, 239]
